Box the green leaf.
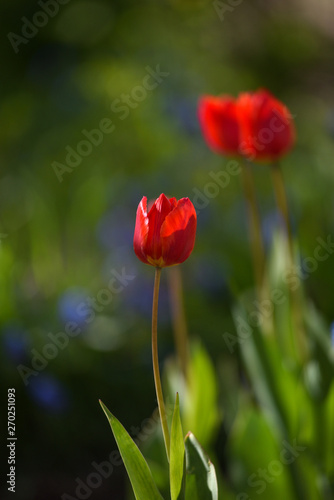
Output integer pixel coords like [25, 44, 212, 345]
[228, 405, 295, 500]
[170, 393, 185, 500]
[232, 303, 289, 437]
[99, 400, 164, 500]
[324, 381, 334, 477]
[304, 302, 334, 400]
[183, 343, 220, 448]
[184, 432, 218, 500]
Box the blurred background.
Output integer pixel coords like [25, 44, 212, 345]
[1, 0, 334, 499]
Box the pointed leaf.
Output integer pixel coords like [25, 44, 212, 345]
[170, 393, 185, 500]
[100, 400, 164, 500]
[184, 432, 218, 500]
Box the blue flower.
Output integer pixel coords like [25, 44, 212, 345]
[58, 288, 90, 328]
[27, 374, 69, 413]
[1, 324, 29, 363]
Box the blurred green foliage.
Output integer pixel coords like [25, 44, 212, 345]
[1, 0, 334, 499]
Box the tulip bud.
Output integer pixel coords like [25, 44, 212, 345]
[133, 194, 197, 268]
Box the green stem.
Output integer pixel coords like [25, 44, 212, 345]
[152, 267, 170, 461]
[241, 161, 265, 295]
[270, 162, 307, 363]
[168, 266, 189, 380]
[270, 163, 294, 260]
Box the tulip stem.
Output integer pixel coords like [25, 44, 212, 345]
[168, 266, 189, 380]
[270, 162, 307, 363]
[241, 161, 265, 295]
[152, 267, 170, 461]
[270, 163, 293, 259]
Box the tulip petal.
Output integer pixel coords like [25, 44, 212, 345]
[160, 198, 197, 266]
[144, 194, 172, 266]
[198, 95, 240, 155]
[237, 91, 258, 159]
[258, 91, 295, 159]
[238, 89, 295, 162]
[133, 196, 150, 265]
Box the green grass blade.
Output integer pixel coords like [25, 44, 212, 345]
[100, 400, 164, 500]
[170, 393, 185, 500]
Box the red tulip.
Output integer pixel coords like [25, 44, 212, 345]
[198, 95, 240, 155]
[237, 89, 295, 162]
[198, 89, 295, 163]
[134, 194, 197, 268]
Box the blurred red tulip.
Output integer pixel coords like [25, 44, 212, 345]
[198, 95, 240, 155]
[198, 89, 295, 162]
[134, 194, 197, 268]
[237, 89, 295, 162]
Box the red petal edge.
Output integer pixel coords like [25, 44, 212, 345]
[133, 196, 150, 265]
